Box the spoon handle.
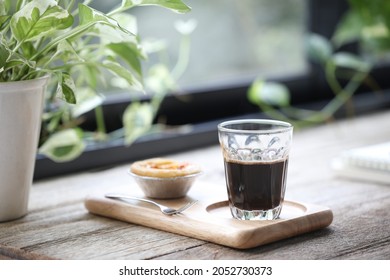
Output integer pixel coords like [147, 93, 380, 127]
[105, 193, 162, 209]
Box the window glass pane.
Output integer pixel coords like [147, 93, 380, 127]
[93, 0, 308, 93]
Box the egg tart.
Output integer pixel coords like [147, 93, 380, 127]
[130, 158, 201, 178]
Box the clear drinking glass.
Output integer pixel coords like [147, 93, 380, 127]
[218, 119, 293, 220]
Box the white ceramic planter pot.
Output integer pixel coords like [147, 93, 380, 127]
[0, 76, 48, 222]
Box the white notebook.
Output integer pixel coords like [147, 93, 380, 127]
[331, 142, 390, 185]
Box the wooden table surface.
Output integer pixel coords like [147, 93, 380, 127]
[1, 111, 389, 260]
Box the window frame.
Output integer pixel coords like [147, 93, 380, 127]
[34, 0, 390, 179]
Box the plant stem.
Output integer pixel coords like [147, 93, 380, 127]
[171, 34, 191, 80]
[94, 105, 106, 136]
[30, 21, 103, 62]
[107, 4, 135, 17]
[323, 61, 369, 117]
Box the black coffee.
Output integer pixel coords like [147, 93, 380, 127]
[224, 158, 289, 210]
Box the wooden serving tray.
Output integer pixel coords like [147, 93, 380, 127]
[85, 184, 333, 249]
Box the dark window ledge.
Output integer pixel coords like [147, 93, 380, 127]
[34, 89, 390, 180]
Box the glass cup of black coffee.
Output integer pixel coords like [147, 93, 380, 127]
[218, 119, 293, 220]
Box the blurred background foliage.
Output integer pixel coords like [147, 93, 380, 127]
[248, 0, 390, 128]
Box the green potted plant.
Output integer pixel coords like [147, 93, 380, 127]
[0, 0, 191, 222]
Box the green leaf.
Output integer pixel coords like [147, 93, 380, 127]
[70, 87, 104, 118]
[3, 51, 36, 73]
[346, 0, 390, 52]
[42, 110, 63, 134]
[0, 15, 10, 28]
[111, 12, 138, 34]
[54, 40, 84, 63]
[248, 79, 290, 107]
[107, 42, 143, 77]
[82, 64, 101, 89]
[23, 3, 136, 65]
[0, 43, 10, 71]
[331, 52, 371, 72]
[362, 23, 389, 40]
[306, 34, 333, 65]
[78, 3, 112, 25]
[120, 0, 191, 14]
[78, 3, 132, 36]
[56, 72, 77, 104]
[145, 64, 176, 95]
[348, 0, 384, 26]
[38, 128, 85, 162]
[10, 0, 73, 42]
[123, 102, 154, 145]
[333, 10, 363, 47]
[119, 0, 134, 9]
[0, 0, 10, 15]
[101, 60, 143, 91]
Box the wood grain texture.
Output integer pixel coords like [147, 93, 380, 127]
[0, 110, 389, 259]
[0, 244, 54, 260]
[85, 195, 333, 249]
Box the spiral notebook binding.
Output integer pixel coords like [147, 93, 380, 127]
[341, 142, 390, 172]
[331, 142, 390, 185]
